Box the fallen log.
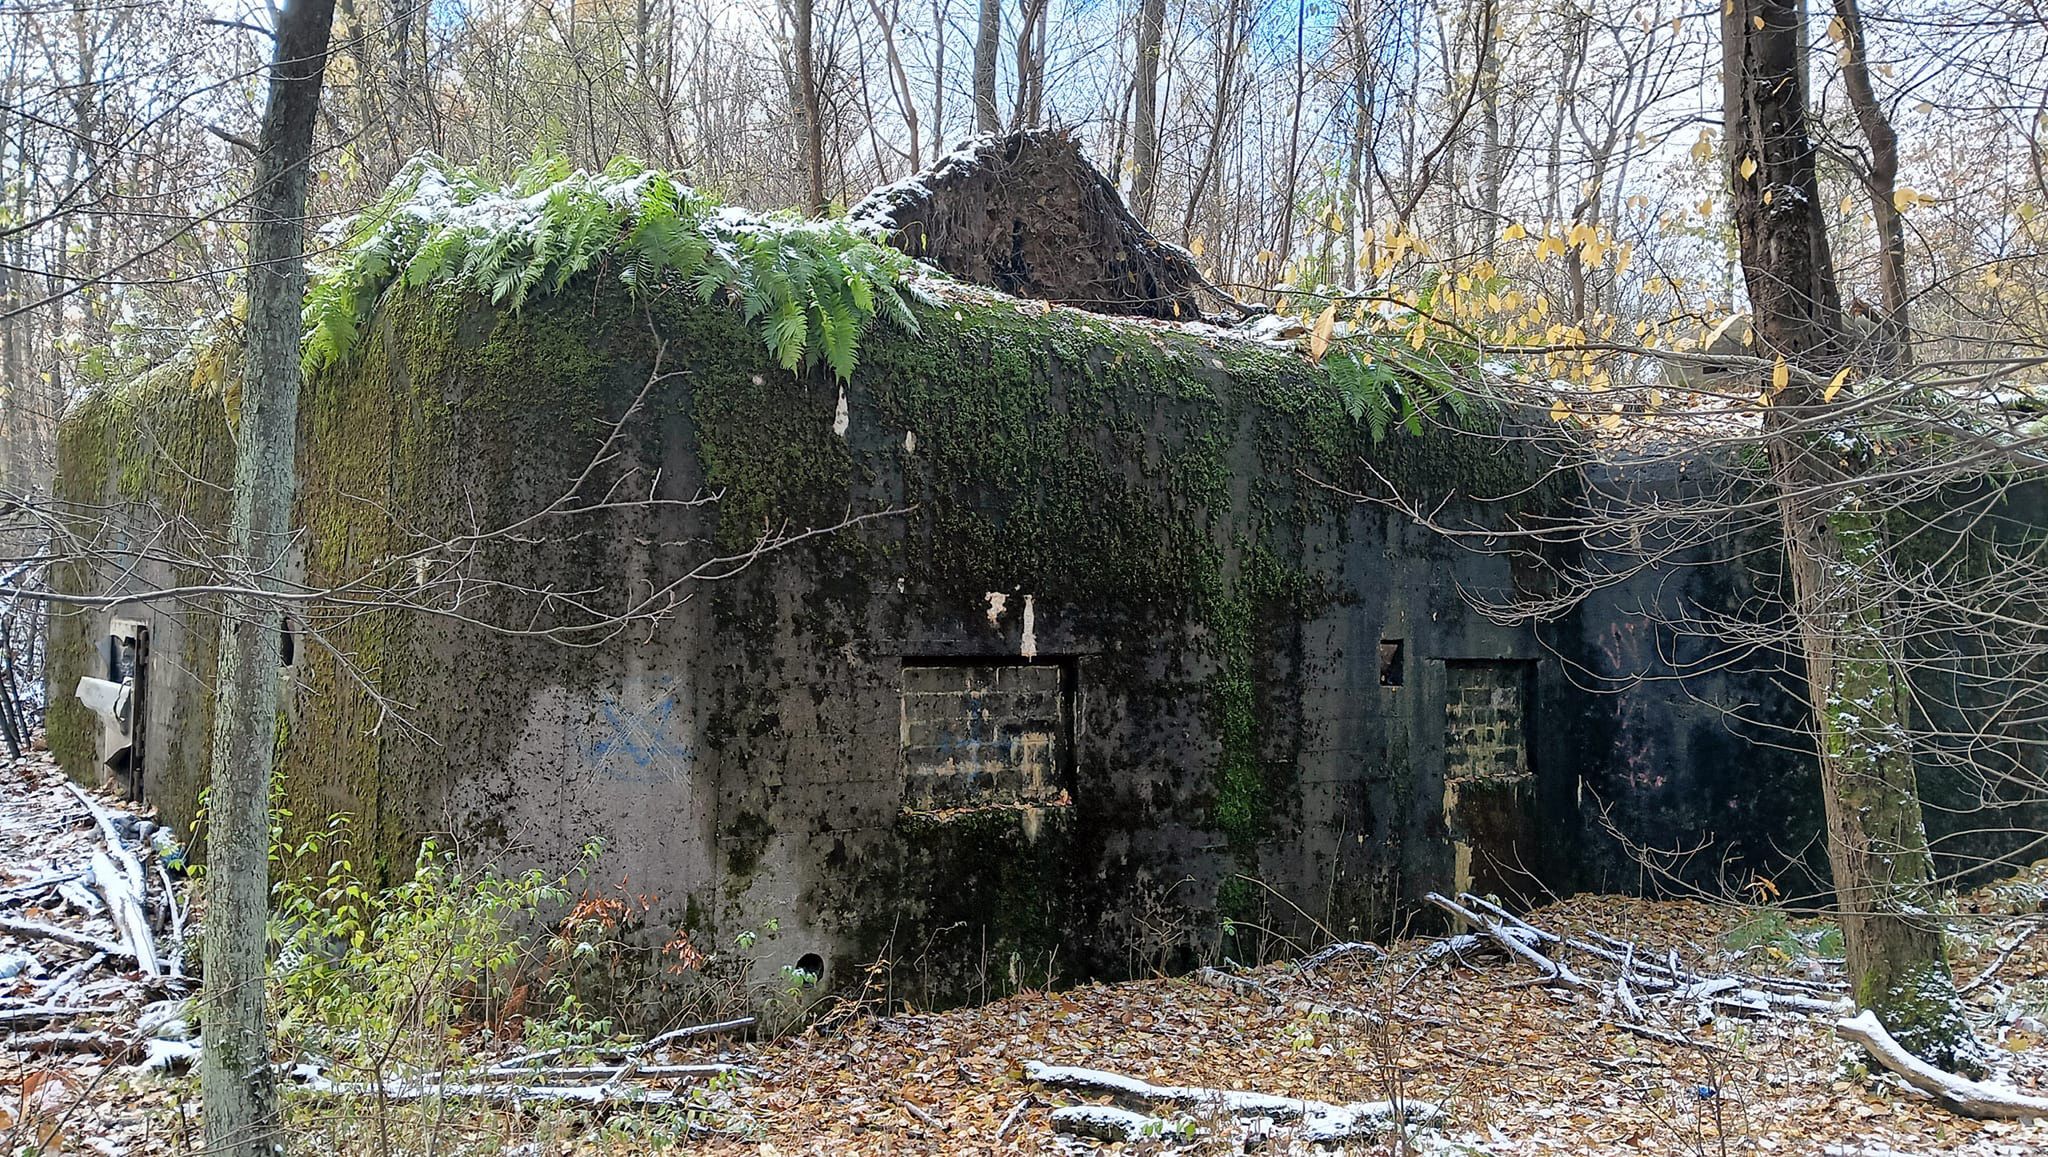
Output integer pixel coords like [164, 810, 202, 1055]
[1834, 1011, 2048, 1120]
[1024, 1060, 1441, 1142]
[295, 1071, 683, 1106]
[1050, 1104, 1188, 1142]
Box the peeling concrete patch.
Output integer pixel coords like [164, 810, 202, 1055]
[1021, 595, 1038, 659]
[985, 591, 1008, 626]
[832, 386, 850, 437]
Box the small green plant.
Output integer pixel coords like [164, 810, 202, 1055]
[1723, 909, 1801, 957]
[302, 154, 931, 380]
[1326, 347, 1479, 441]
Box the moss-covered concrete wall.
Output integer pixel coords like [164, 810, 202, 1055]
[48, 280, 1826, 1007]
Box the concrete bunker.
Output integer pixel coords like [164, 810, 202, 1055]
[42, 141, 1865, 1013]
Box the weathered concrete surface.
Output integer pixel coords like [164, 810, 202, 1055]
[47, 285, 1826, 1013]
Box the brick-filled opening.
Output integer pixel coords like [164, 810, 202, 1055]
[1443, 659, 1533, 782]
[899, 659, 1074, 810]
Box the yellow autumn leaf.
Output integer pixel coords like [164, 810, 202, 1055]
[1600, 412, 1623, 431]
[1189, 235, 1206, 256]
[1771, 356, 1790, 393]
[1827, 16, 1846, 41]
[1824, 366, 1851, 402]
[1739, 156, 1758, 180]
[1502, 221, 1528, 242]
[1892, 187, 1928, 213]
[1409, 322, 1428, 350]
[1549, 399, 1571, 422]
[1841, 194, 1857, 215]
[1308, 303, 1337, 364]
[1690, 133, 1713, 161]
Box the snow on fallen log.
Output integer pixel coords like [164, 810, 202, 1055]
[1049, 1104, 1190, 1142]
[1023, 1060, 1442, 1141]
[1834, 1010, 2048, 1120]
[479, 1062, 755, 1083]
[294, 1068, 682, 1106]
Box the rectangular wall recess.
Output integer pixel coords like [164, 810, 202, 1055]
[899, 659, 1073, 810]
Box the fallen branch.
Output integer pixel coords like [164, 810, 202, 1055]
[0, 871, 83, 903]
[1195, 966, 1280, 1003]
[0, 1003, 121, 1028]
[1959, 925, 2040, 995]
[1297, 940, 1386, 971]
[62, 783, 159, 978]
[0, 916, 134, 963]
[994, 1093, 1038, 1143]
[1024, 1060, 1441, 1142]
[1426, 893, 1595, 992]
[1834, 1010, 2048, 1120]
[90, 847, 159, 977]
[40, 950, 108, 999]
[480, 1062, 751, 1082]
[629, 1015, 755, 1056]
[497, 1015, 758, 1068]
[0, 1030, 139, 1059]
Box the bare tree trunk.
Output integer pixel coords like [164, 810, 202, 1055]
[1009, 0, 1048, 129]
[930, 0, 948, 146]
[1476, 13, 1501, 259]
[973, 0, 1000, 133]
[1833, 0, 1910, 371]
[864, 0, 922, 171]
[1272, 0, 1307, 279]
[1724, 0, 1974, 1073]
[1180, 0, 1245, 240]
[793, 0, 827, 213]
[201, 3, 336, 1155]
[1130, 0, 1165, 223]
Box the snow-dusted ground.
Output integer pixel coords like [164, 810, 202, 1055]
[8, 731, 2048, 1154]
[0, 743, 196, 1153]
